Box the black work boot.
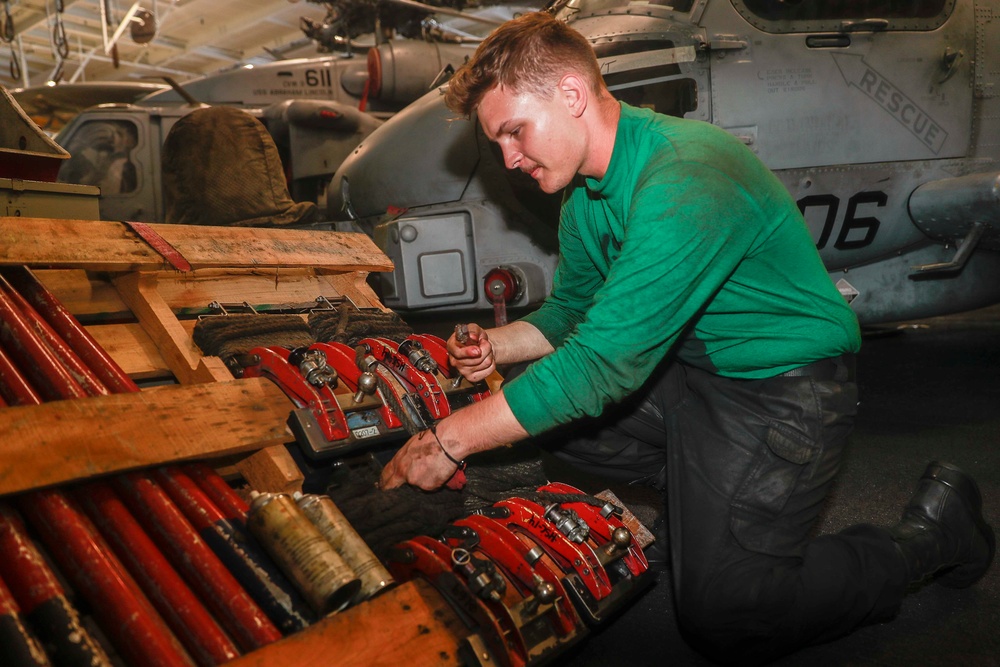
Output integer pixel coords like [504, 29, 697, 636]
[890, 461, 995, 588]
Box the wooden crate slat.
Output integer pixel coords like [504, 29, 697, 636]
[225, 579, 467, 667]
[34, 269, 126, 318]
[38, 268, 387, 319]
[87, 321, 169, 380]
[0, 378, 293, 496]
[0, 218, 394, 272]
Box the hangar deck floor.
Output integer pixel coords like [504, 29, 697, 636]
[547, 305, 1000, 667]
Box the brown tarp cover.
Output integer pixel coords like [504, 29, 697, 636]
[162, 105, 318, 227]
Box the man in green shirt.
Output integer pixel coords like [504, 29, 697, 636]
[378, 11, 994, 664]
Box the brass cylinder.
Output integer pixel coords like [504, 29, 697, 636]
[295, 492, 394, 600]
[248, 491, 361, 615]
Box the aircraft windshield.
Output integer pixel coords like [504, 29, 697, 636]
[57, 119, 139, 196]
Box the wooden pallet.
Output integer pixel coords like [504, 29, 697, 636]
[0, 216, 393, 495]
[0, 216, 471, 665]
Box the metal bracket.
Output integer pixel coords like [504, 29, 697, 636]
[911, 221, 989, 275]
[708, 34, 748, 51]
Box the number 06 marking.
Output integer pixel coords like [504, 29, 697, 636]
[798, 191, 886, 250]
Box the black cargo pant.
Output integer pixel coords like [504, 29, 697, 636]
[528, 356, 909, 665]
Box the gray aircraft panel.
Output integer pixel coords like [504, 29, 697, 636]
[709, 22, 973, 169]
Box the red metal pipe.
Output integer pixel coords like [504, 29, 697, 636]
[74, 482, 241, 667]
[15, 490, 196, 667]
[181, 466, 317, 629]
[0, 285, 87, 402]
[0, 344, 43, 406]
[0, 503, 63, 612]
[0, 574, 51, 667]
[0, 268, 270, 664]
[183, 463, 250, 523]
[0, 271, 295, 655]
[0, 275, 110, 398]
[153, 468, 313, 633]
[0, 502, 112, 666]
[113, 472, 283, 651]
[0, 267, 140, 394]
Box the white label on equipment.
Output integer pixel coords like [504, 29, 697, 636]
[352, 426, 380, 439]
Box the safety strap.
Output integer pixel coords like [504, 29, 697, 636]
[124, 221, 192, 272]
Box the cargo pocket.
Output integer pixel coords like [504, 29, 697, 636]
[730, 420, 819, 557]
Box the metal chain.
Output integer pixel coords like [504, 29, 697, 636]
[51, 0, 69, 60]
[3, 0, 19, 81]
[2, 1, 14, 43]
[9, 41, 20, 80]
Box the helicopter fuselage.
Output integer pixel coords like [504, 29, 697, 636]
[330, 0, 1000, 324]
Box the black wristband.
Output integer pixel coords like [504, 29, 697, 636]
[429, 424, 466, 469]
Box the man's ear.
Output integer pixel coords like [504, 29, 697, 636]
[559, 73, 589, 118]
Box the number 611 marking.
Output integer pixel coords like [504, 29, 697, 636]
[797, 191, 886, 250]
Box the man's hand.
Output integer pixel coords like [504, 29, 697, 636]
[379, 429, 461, 491]
[448, 323, 497, 382]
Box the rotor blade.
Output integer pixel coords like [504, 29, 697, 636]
[385, 0, 505, 26]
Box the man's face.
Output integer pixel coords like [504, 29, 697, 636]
[476, 83, 585, 194]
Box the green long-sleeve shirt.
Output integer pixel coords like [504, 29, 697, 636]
[504, 102, 861, 436]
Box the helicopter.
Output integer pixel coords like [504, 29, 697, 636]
[299, 0, 510, 46]
[327, 0, 1000, 326]
[46, 1, 534, 223]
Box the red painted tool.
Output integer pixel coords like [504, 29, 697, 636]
[0, 266, 140, 394]
[0, 345, 42, 406]
[0, 282, 87, 401]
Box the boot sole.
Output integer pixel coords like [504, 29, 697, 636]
[924, 461, 996, 588]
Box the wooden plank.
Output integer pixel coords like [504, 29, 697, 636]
[0, 218, 394, 273]
[38, 268, 389, 320]
[152, 268, 389, 313]
[87, 321, 169, 380]
[319, 271, 387, 310]
[113, 272, 232, 385]
[104, 278, 307, 492]
[35, 269, 128, 318]
[226, 580, 468, 667]
[235, 447, 304, 496]
[0, 378, 294, 497]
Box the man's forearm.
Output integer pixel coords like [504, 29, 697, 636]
[486, 321, 554, 365]
[436, 389, 528, 460]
